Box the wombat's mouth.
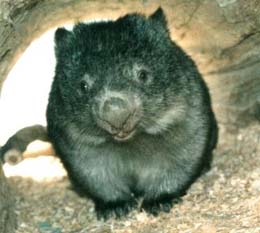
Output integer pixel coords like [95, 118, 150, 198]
[113, 128, 136, 142]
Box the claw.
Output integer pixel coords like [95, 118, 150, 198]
[95, 199, 137, 220]
[141, 197, 181, 215]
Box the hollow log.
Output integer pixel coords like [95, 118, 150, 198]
[0, 0, 259, 128]
[0, 164, 16, 233]
[0, 0, 259, 230]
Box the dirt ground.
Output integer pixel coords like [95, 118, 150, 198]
[5, 123, 260, 233]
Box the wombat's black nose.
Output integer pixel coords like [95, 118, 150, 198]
[102, 97, 130, 129]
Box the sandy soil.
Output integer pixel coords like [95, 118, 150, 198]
[6, 123, 260, 233]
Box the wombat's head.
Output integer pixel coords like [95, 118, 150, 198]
[53, 8, 188, 143]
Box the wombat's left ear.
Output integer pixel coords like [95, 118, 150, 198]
[149, 7, 168, 31]
[54, 27, 74, 58]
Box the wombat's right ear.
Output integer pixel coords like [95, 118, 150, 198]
[54, 28, 73, 57]
[149, 7, 169, 35]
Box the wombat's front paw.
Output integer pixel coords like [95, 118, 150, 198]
[95, 199, 138, 220]
[141, 197, 182, 216]
[141, 200, 161, 216]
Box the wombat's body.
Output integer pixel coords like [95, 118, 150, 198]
[46, 8, 218, 219]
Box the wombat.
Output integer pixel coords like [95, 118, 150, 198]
[46, 7, 218, 219]
[2, 7, 217, 220]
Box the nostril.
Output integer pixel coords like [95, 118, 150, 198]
[103, 97, 127, 112]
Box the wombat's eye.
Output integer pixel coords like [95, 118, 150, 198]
[138, 70, 149, 83]
[80, 80, 89, 93]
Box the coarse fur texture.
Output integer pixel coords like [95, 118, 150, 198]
[46, 8, 218, 220]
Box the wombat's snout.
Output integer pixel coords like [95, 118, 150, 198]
[102, 97, 130, 128]
[94, 92, 141, 141]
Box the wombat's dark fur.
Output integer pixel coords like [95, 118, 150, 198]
[46, 8, 218, 219]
